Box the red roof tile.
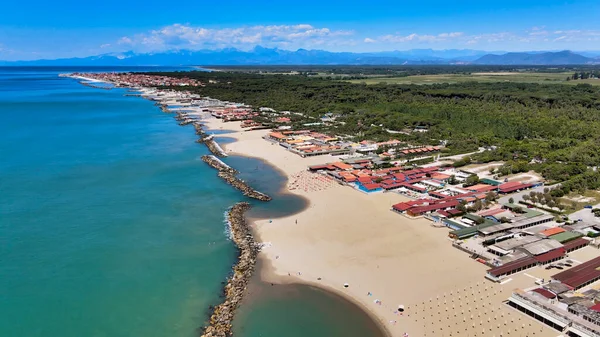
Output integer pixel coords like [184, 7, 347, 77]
[534, 248, 565, 263]
[362, 183, 381, 191]
[540, 227, 566, 237]
[408, 200, 459, 215]
[532, 288, 556, 299]
[563, 238, 590, 251]
[487, 257, 537, 277]
[552, 256, 600, 289]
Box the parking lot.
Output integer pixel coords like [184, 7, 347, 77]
[567, 203, 600, 225]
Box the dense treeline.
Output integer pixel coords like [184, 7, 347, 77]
[150, 69, 600, 196]
[206, 65, 600, 76]
[570, 71, 600, 80]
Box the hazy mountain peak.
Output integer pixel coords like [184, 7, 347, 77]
[1, 47, 598, 66]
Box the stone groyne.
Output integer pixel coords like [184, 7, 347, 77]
[201, 135, 228, 157]
[201, 155, 271, 201]
[79, 81, 112, 90]
[201, 202, 259, 337]
[202, 155, 237, 174]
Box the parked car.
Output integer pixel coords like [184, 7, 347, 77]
[585, 205, 593, 209]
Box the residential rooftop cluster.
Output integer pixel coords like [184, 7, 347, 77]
[267, 130, 442, 159]
[71, 72, 204, 87]
[267, 130, 352, 157]
[209, 106, 258, 122]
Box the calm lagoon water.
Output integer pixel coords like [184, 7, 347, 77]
[0, 67, 385, 337]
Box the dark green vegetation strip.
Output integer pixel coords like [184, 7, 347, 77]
[149, 67, 600, 197]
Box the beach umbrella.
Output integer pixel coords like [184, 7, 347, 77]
[343, 283, 349, 288]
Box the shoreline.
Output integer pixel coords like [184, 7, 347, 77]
[202, 118, 556, 337]
[202, 118, 395, 337]
[65, 73, 557, 337]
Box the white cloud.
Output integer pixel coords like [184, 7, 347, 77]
[118, 24, 353, 51]
[118, 37, 133, 45]
[378, 32, 464, 43]
[104, 25, 600, 53]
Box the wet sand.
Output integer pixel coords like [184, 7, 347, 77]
[204, 118, 557, 337]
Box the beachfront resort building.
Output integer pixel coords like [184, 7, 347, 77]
[266, 130, 351, 157]
[506, 258, 600, 336]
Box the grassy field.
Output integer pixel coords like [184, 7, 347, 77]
[347, 72, 600, 85]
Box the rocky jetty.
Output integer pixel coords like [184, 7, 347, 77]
[202, 155, 237, 174]
[200, 202, 259, 337]
[201, 155, 271, 201]
[204, 137, 228, 157]
[193, 122, 206, 136]
[154, 103, 170, 113]
[79, 81, 111, 90]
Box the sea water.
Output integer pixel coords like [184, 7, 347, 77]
[0, 67, 385, 337]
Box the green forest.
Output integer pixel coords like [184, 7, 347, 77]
[151, 68, 600, 197]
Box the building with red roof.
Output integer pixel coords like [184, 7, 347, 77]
[552, 256, 600, 289]
[466, 184, 499, 193]
[540, 227, 566, 237]
[498, 181, 534, 194]
[534, 248, 565, 264]
[407, 200, 459, 216]
[531, 288, 557, 299]
[563, 238, 590, 252]
[332, 162, 353, 170]
[486, 256, 538, 280]
[361, 183, 382, 191]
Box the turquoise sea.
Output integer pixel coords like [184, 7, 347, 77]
[0, 67, 385, 337]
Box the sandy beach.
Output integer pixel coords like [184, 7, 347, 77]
[202, 118, 559, 337]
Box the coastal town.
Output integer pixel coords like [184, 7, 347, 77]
[69, 72, 600, 337]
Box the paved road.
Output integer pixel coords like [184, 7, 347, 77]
[438, 149, 484, 162]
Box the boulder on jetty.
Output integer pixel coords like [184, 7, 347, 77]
[200, 202, 259, 337]
[201, 155, 271, 202]
[202, 155, 237, 174]
[205, 138, 227, 157]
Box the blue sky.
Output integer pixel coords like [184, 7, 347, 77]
[1, 0, 600, 60]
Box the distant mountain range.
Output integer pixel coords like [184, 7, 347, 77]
[472, 50, 597, 65]
[1, 47, 599, 66]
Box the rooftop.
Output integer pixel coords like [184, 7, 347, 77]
[553, 256, 600, 289]
[491, 235, 542, 251]
[549, 231, 584, 244]
[519, 239, 564, 256]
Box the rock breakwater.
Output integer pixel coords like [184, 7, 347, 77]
[201, 155, 271, 201]
[200, 202, 259, 337]
[203, 136, 228, 157]
[79, 81, 112, 90]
